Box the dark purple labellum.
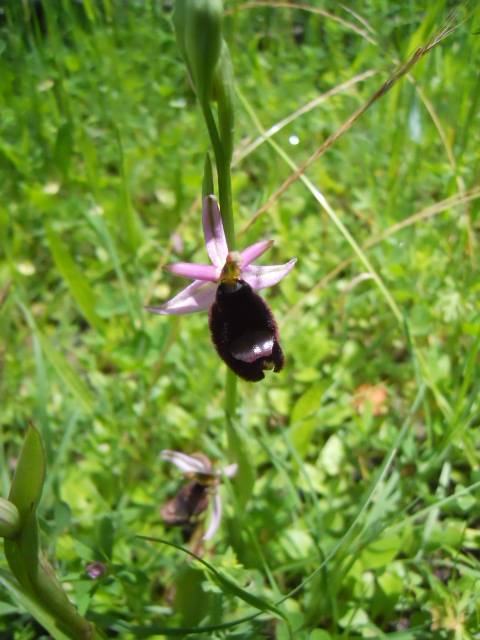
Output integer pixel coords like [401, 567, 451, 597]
[209, 279, 285, 382]
[160, 481, 209, 526]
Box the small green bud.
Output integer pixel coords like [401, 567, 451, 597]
[0, 498, 21, 539]
[8, 424, 45, 520]
[175, 0, 223, 105]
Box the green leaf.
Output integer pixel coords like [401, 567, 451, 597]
[174, 566, 213, 627]
[288, 383, 327, 457]
[54, 122, 73, 181]
[309, 631, 333, 640]
[46, 225, 105, 332]
[319, 435, 345, 476]
[4, 427, 102, 640]
[0, 569, 74, 640]
[114, 126, 144, 255]
[96, 516, 115, 560]
[288, 418, 316, 459]
[359, 533, 402, 570]
[291, 384, 326, 424]
[86, 212, 138, 323]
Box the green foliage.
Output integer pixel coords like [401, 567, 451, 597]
[3, 425, 101, 639]
[1, 1, 480, 638]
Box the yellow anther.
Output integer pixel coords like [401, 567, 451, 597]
[220, 251, 243, 282]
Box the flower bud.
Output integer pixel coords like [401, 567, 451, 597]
[174, 0, 223, 105]
[0, 498, 21, 539]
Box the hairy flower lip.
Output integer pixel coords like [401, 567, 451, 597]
[146, 195, 296, 316]
[209, 278, 284, 381]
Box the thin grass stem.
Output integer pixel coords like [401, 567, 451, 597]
[237, 87, 404, 325]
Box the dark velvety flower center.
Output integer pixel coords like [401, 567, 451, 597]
[209, 279, 285, 382]
[161, 480, 210, 542]
[161, 480, 209, 526]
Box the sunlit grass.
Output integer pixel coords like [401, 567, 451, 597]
[1, 1, 479, 638]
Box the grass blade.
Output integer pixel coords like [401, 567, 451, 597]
[46, 225, 105, 332]
[138, 535, 287, 622]
[19, 301, 96, 415]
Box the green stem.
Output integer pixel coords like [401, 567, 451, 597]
[200, 100, 238, 417]
[200, 100, 235, 249]
[225, 368, 238, 420]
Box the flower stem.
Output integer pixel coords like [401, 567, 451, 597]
[225, 368, 237, 420]
[200, 100, 238, 416]
[200, 101, 235, 250]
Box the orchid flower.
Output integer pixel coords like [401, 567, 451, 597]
[160, 450, 238, 541]
[146, 195, 296, 381]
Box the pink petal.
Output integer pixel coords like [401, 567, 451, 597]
[222, 463, 238, 478]
[160, 450, 210, 474]
[241, 240, 274, 268]
[202, 195, 228, 269]
[145, 280, 216, 315]
[164, 262, 218, 282]
[242, 258, 297, 291]
[203, 492, 222, 541]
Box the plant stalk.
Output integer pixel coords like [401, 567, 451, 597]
[200, 101, 235, 250]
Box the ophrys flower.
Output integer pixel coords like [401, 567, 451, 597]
[160, 450, 237, 541]
[147, 195, 296, 381]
